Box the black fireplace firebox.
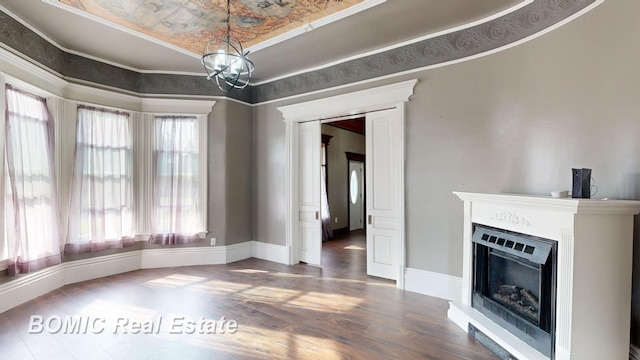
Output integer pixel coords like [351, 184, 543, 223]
[472, 224, 557, 358]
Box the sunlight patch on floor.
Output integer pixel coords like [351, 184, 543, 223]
[146, 274, 207, 287]
[229, 269, 269, 274]
[194, 323, 292, 359]
[190, 280, 253, 295]
[320, 276, 395, 288]
[293, 333, 342, 359]
[187, 336, 264, 358]
[343, 245, 365, 250]
[267, 272, 315, 279]
[286, 292, 364, 312]
[239, 286, 302, 303]
[194, 324, 343, 360]
[79, 299, 157, 322]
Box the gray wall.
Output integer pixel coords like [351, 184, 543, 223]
[404, 0, 640, 276]
[322, 124, 366, 232]
[253, 0, 640, 272]
[208, 99, 253, 246]
[251, 0, 640, 343]
[252, 103, 287, 246]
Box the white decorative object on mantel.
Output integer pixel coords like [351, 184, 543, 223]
[448, 192, 640, 360]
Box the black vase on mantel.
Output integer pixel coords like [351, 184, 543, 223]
[571, 168, 591, 199]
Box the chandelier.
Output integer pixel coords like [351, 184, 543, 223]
[201, 0, 254, 91]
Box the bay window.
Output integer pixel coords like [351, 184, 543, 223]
[1, 81, 209, 275]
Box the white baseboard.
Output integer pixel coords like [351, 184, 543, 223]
[65, 251, 141, 284]
[0, 265, 66, 314]
[0, 241, 267, 314]
[140, 246, 228, 269]
[252, 241, 289, 264]
[404, 267, 462, 301]
[631, 344, 640, 360]
[226, 241, 254, 263]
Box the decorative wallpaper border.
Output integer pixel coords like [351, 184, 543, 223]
[0, 11, 251, 103]
[252, 0, 597, 103]
[0, 11, 64, 74]
[0, 0, 596, 104]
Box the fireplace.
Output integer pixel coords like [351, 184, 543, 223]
[472, 224, 557, 358]
[448, 192, 640, 360]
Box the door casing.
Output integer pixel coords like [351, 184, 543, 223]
[278, 79, 417, 289]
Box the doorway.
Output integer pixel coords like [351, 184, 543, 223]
[278, 79, 417, 289]
[320, 119, 366, 275]
[321, 119, 366, 237]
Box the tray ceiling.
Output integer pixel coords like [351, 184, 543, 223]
[0, 0, 524, 83]
[58, 0, 366, 54]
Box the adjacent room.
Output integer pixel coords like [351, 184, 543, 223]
[0, 0, 639, 359]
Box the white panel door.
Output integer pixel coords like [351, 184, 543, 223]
[349, 161, 365, 231]
[298, 121, 322, 265]
[366, 109, 399, 280]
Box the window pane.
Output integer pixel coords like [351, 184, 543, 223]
[67, 106, 133, 252]
[350, 169, 359, 205]
[4, 85, 62, 274]
[152, 116, 201, 241]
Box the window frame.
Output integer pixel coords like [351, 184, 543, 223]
[149, 114, 208, 242]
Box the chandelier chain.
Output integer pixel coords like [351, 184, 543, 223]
[226, 0, 231, 42]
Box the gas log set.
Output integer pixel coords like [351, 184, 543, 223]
[493, 284, 539, 322]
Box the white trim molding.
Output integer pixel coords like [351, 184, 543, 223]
[404, 268, 463, 302]
[226, 242, 255, 263]
[0, 240, 292, 315]
[252, 241, 289, 265]
[278, 79, 418, 122]
[141, 98, 215, 114]
[64, 252, 141, 285]
[140, 247, 228, 269]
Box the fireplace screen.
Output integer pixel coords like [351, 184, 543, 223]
[472, 224, 557, 358]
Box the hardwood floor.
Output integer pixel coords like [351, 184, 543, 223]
[0, 232, 498, 359]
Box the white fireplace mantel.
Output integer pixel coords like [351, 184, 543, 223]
[448, 192, 640, 360]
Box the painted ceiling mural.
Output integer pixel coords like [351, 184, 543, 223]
[58, 0, 364, 54]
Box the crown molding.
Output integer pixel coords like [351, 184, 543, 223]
[278, 79, 417, 122]
[0, 42, 216, 114]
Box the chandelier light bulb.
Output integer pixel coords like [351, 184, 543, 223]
[214, 49, 226, 71]
[230, 56, 242, 74]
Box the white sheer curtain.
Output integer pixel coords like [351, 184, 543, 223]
[66, 106, 134, 253]
[150, 115, 201, 244]
[4, 85, 62, 275]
